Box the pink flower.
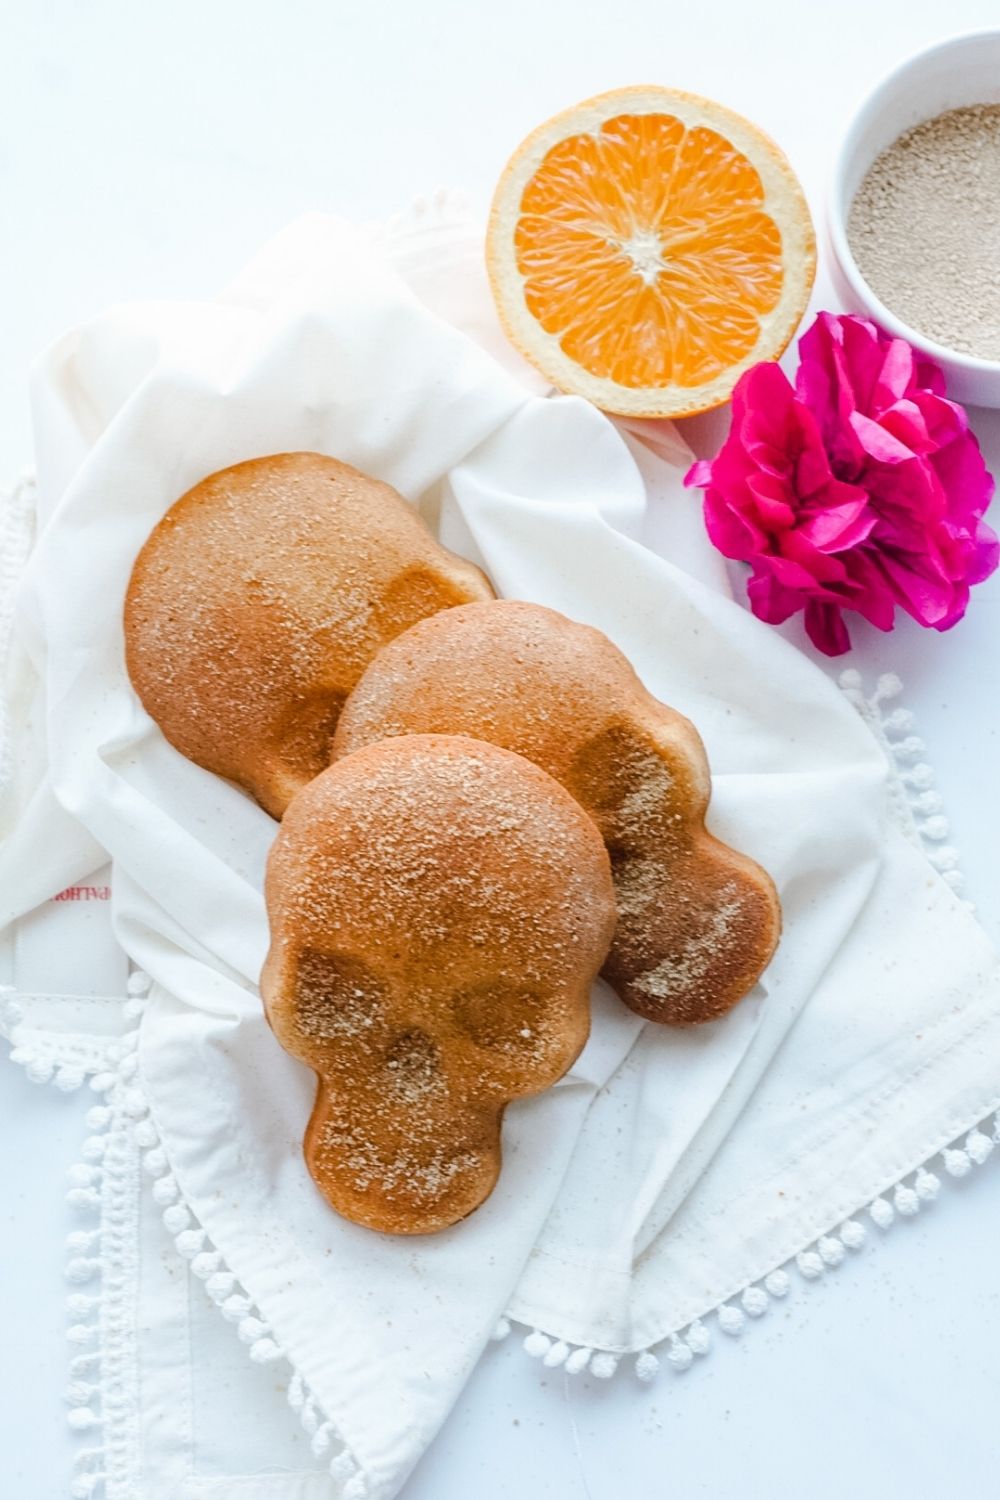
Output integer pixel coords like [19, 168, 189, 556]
[684, 312, 998, 655]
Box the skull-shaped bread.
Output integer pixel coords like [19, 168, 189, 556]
[261, 732, 616, 1234]
[124, 452, 493, 819]
[333, 600, 780, 1026]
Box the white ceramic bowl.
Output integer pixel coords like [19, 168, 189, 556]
[829, 30, 1000, 407]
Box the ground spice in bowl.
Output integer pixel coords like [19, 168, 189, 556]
[848, 104, 1000, 361]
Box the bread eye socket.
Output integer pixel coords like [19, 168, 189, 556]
[289, 948, 388, 1047]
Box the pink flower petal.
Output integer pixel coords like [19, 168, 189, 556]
[872, 336, 916, 408]
[846, 553, 908, 630]
[746, 571, 803, 625]
[914, 353, 947, 397]
[800, 496, 877, 552]
[804, 599, 853, 655]
[849, 410, 914, 465]
[878, 398, 934, 455]
[877, 551, 958, 627]
[684, 460, 714, 488]
[703, 493, 764, 560]
[745, 472, 797, 530]
[767, 551, 831, 592]
[968, 521, 1000, 584]
[932, 433, 995, 522]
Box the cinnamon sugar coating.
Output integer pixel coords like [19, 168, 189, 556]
[261, 734, 616, 1234]
[124, 452, 493, 818]
[334, 600, 780, 1025]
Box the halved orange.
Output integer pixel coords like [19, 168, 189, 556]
[487, 86, 816, 418]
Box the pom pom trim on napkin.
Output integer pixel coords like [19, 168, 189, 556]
[837, 670, 968, 902]
[2, 975, 367, 1499]
[498, 1132, 997, 1382]
[1, 676, 998, 1500]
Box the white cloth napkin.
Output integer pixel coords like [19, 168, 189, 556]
[5, 200, 1000, 1499]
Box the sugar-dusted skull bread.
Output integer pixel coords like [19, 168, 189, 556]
[260, 733, 616, 1234]
[124, 452, 493, 819]
[334, 600, 780, 1026]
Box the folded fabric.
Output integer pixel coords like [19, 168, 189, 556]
[2, 197, 999, 1500]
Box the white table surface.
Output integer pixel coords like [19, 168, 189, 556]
[4, 0, 1000, 1494]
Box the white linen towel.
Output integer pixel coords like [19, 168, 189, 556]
[2, 199, 1000, 1499]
